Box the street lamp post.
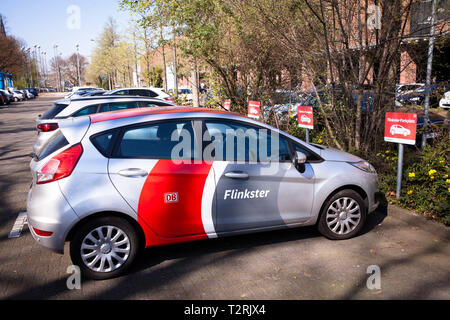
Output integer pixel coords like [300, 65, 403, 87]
[42, 51, 47, 88]
[53, 45, 62, 92]
[37, 45, 41, 91]
[76, 44, 81, 86]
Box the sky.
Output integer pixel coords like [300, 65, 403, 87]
[0, 0, 135, 61]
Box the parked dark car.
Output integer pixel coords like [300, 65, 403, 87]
[0, 91, 6, 105]
[0, 89, 13, 105]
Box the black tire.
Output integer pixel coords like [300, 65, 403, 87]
[317, 189, 367, 240]
[70, 216, 139, 280]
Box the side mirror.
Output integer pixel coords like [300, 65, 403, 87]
[294, 151, 307, 165]
[293, 151, 307, 173]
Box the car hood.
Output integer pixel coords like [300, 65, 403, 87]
[311, 144, 363, 162]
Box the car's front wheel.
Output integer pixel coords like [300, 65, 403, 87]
[317, 189, 367, 240]
[70, 216, 139, 280]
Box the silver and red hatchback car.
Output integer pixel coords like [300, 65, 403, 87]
[27, 107, 379, 279]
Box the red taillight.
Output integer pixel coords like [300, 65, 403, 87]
[37, 123, 59, 132]
[36, 143, 83, 184]
[164, 97, 174, 101]
[32, 227, 53, 237]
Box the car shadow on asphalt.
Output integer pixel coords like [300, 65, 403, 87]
[129, 195, 389, 276]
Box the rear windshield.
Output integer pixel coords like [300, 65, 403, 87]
[40, 103, 68, 120]
[36, 131, 69, 161]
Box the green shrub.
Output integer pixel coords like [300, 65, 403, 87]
[372, 126, 449, 225]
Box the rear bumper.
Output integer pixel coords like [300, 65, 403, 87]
[26, 182, 79, 254]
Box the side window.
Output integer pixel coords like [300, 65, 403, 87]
[140, 101, 173, 108]
[98, 104, 110, 113]
[292, 143, 321, 162]
[107, 101, 139, 112]
[146, 90, 159, 97]
[91, 130, 117, 157]
[204, 120, 291, 162]
[72, 105, 99, 117]
[115, 121, 197, 159]
[129, 89, 143, 96]
[114, 90, 129, 95]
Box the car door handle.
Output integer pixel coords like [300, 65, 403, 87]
[118, 168, 148, 177]
[224, 171, 249, 179]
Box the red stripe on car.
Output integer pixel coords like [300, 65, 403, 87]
[137, 160, 213, 246]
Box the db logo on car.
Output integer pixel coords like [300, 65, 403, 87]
[164, 192, 179, 203]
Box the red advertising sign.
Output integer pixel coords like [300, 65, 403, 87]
[297, 106, 314, 129]
[224, 99, 231, 111]
[248, 101, 261, 119]
[384, 112, 417, 145]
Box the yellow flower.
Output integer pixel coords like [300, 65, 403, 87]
[317, 138, 323, 144]
[385, 150, 390, 154]
[444, 174, 448, 179]
[407, 190, 413, 195]
[428, 169, 437, 176]
[430, 176, 435, 180]
[440, 160, 445, 164]
[408, 172, 415, 178]
[448, 187, 450, 193]
[446, 179, 450, 184]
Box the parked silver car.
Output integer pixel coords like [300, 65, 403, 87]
[27, 107, 379, 279]
[33, 96, 176, 156]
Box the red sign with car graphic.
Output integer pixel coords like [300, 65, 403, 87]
[248, 101, 261, 119]
[297, 106, 314, 129]
[384, 112, 417, 145]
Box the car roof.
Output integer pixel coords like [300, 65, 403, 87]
[90, 106, 243, 123]
[69, 95, 166, 102]
[109, 87, 161, 90]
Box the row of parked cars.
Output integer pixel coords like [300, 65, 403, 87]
[395, 83, 450, 109]
[0, 87, 39, 105]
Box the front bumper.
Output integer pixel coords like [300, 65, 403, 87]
[439, 98, 450, 109]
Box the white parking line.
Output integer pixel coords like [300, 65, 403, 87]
[8, 212, 28, 238]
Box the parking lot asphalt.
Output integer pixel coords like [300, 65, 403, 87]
[0, 95, 449, 300]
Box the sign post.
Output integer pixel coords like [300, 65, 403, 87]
[248, 101, 261, 119]
[297, 106, 314, 144]
[384, 112, 417, 199]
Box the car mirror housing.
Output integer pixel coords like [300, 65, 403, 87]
[295, 151, 307, 165]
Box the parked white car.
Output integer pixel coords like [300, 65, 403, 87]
[23, 89, 35, 99]
[105, 87, 174, 102]
[439, 91, 450, 109]
[8, 89, 25, 102]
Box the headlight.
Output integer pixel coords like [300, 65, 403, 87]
[349, 161, 377, 174]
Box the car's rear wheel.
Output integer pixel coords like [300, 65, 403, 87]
[70, 216, 139, 280]
[317, 189, 367, 240]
